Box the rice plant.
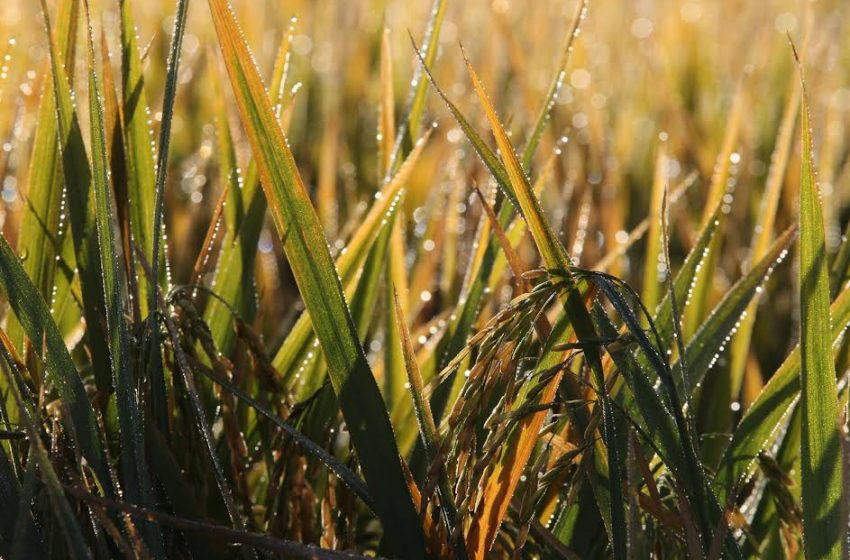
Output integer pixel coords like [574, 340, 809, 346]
[0, 0, 847, 557]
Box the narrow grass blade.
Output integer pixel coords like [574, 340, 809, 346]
[205, 26, 294, 356]
[392, 288, 466, 559]
[580, 227, 780, 550]
[795, 45, 844, 560]
[384, 214, 410, 417]
[0, 233, 112, 493]
[462, 53, 568, 272]
[349, 213, 395, 337]
[9, 0, 79, 353]
[683, 81, 745, 338]
[145, 0, 188, 435]
[405, 0, 446, 143]
[83, 8, 160, 553]
[699, 72, 803, 466]
[0, 447, 20, 554]
[148, 0, 187, 311]
[41, 0, 115, 405]
[594, 303, 680, 478]
[206, 1, 428, 555]
[411, 41, 513, 207]
[0, 340, 92, 559]
[100, 28, 136, 322]
[388, 0, 447, 174]
[486, 158, 556, 291]
[143, 427, 224, 558]
[594, 302, 728, 559]
[295, 201, 401, 398]
[473, 184, 530, 293]
[640, 144, 667, 317]
[653, 200, 723, 346]
[272, 135, 428, 381]
[727, 77, 799, 401]
[714, 283, 850, 503]
[189, 183, 228, 292]
[210, 53, 242, 231]
[676, 225, 796, 394]
[661, 188, 693, 429]
[119, 0, 157, 317]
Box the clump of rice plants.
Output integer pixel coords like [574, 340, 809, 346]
[0, 0, 847, 558]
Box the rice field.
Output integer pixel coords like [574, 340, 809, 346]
[0, 0, 848, 557]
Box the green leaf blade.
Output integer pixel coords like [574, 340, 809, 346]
[9, 0, 79, 355]
[119, 0, 157, 317]
[0, 233, 111, 495]
[206, 2, 428, 556]
[84, 11, 162, 555]
[797, 62, 844, 560]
